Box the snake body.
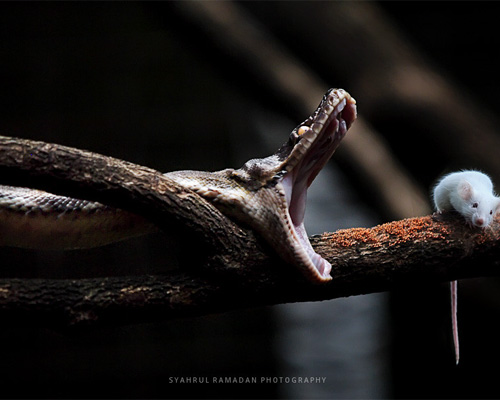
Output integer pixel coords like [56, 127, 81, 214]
[0, 185, 157, 250]
[0, 89, 356, 282]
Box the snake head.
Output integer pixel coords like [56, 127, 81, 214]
[275, 89, 357, 282]
[277, 88, 356, 177]
[174, 89, 356, 283]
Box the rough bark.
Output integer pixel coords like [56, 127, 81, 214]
[0, 136, 499, 328]
[0, 214, 499, 328]
[0, 135, 251, 267]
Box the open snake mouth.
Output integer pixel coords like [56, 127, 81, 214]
[279, 89, 357, 281]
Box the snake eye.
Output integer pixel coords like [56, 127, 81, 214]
[297, 126, 310, 136]
[472, 202, 478, 208]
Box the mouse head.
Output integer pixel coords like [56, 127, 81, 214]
[458, 180, 500, 228]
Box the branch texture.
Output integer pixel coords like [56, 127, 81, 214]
[0, 135, 252, 267]
[0, 213, 499, 328]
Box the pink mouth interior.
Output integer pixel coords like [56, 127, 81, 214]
[281, 100, 355, 278]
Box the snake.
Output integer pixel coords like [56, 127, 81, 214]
[0, 88, 356, 283]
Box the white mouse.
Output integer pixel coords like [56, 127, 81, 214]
[433, 170, 500, 228]
[433, 170, 500, 364]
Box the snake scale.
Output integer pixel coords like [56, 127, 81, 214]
[0, 89, 357, 282]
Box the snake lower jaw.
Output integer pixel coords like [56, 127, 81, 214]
[279, 176, 332, 282]
[293, 219, 332, 281]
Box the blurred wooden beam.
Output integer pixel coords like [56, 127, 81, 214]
[239, 2, 500, 181]
[173, 1, 431, 219]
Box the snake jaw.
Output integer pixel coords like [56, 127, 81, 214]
[278, 89, 357, 282]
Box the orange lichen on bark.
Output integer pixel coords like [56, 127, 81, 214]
[472, 221, 500, 245]
[330, 216, 451, 249]
[377, 216, 451, 245]
[332, 227, 380, 248]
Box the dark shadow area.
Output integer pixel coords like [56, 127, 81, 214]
[1, 2, 500, 398]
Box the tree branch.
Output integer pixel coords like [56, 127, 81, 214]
[0, 214, 499, 328]
[0, 135, 254, 269]
[0, 136, 499, 328]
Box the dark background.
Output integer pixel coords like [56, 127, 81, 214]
[1, 2, 500, 398]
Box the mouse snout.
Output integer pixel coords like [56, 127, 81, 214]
[473, 216, 489, 228]
[475, 218, 485, 227]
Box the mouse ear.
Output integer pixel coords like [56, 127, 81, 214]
[495, 197, 500, 214]
[458, 180, 473, 201]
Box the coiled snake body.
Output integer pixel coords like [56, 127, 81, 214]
[0, 89, 356, 282]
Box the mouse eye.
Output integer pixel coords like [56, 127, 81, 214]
[491, 210, 493, 215]
[472, 202, 478, 208]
